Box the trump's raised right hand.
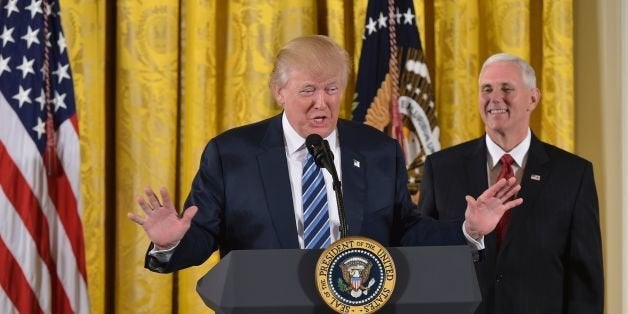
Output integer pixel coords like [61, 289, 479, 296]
[127, 186, 198, 250]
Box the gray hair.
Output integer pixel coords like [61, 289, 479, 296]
[269, 35, 351, 90]
[480, 53, 537, 89]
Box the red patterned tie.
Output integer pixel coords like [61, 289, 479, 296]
[495, 154, 514, 249]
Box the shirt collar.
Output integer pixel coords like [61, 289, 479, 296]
[282, 112, 338, 157]
[485, 128, 531, 168]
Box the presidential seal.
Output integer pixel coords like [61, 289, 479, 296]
[315, 236, 396, 313]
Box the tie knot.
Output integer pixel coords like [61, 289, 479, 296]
[500, 154, 514, 167]
[304, 153, 316, 169]
[497, 154, 515, 181]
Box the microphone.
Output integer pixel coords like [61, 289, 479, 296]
[305, 134, 348, 239]
[305, 134, 334, 171]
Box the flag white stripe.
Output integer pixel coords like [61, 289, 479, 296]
[56, 120, 81, 208]
[0, 94, 89, 313]
[0, 286, 19, 314]
[0, 188, 51, 312]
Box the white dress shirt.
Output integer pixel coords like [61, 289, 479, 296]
[485, 128, 531, 180]
[282, 113, 342, 248]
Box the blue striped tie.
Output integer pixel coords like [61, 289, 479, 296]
[302, 153, 332, 249]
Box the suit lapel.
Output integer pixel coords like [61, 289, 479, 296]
[466, 138, 490, 199]
[257, 115, 299, 249]
[339, 145, 366, 236]
[500, 135, 550, 251]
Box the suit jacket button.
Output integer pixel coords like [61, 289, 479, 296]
[496, 274, 503, 283]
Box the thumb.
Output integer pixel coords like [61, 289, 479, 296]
[499, 204, 513, 216]
[181, 206, 198, 223]
[465, 195, 476, 207]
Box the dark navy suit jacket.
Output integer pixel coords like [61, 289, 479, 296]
[419, 134, 604, 314]
[146, 114, 465, 272]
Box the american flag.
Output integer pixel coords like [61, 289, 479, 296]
[0, 0, 89, 313]
[352, 0, 440, 197]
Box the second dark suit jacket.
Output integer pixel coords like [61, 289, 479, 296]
[146, 114, 465, 273]
[419, 134, 604, 314]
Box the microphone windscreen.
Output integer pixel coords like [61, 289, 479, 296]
[305, 134, 324, 151]
[305, 134, 326, 168]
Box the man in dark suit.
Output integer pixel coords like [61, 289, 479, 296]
[419, 53, 604, 314]
[127, 35, 522, 274]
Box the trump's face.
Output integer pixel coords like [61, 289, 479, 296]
[274, 69, 343, 139]
[478, 61, 539, 138]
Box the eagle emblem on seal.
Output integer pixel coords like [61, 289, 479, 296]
[339, 257, 377, 298]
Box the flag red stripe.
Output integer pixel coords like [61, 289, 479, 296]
[70, 114, 79, 136]
[45, 154, 87, 279]
[0, 237, 44, 314]
[0, 142, 74, 314]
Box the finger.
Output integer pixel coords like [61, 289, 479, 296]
[504, 197, 524, 210]
[181, 206, 198, 224]
[127, 212, 145, 226]
[495, 184, 515, 200]
[478, 178, 508, 201]
[501, 184, 521, 201]
[464, 195, 476, 211]
[504, 177, 518, 193]
[160, 187, 175, 209]
[464, 195, 477, 221]
[491, 177, 519, 200]
[137, 197, 153, 215]
[494, 181, 520, 201]
[145, 187, 163, 209]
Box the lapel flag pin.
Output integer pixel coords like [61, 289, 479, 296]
[530, 174, 541, 181]
[353, 159, 360, 168]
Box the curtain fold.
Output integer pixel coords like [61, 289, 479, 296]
[433, 0, 483, 146]
[177, 1, 220, 312]
[60, 0, 108, 312]
[64, 1, 574, 313]
[539, 0, 574, 149]
[114, 1, 181, 313]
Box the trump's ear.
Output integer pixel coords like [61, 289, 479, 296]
[273, 85, 285, 107]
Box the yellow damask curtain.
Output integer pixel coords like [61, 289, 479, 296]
[61, 0, 573, 313]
